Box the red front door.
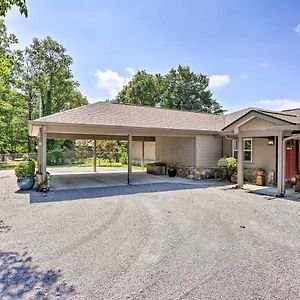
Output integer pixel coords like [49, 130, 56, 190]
[285, 140, 297, 182]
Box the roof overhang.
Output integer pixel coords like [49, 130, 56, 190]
[29, 121, 219, 139]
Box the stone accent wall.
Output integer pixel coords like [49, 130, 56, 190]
[169, 165, 276, 185]
[244, 168, 276, 185]
[169, 165, 231, 181]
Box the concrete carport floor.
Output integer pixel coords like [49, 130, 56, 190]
[47, 166, 202, 190]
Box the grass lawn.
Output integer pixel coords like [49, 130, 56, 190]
[0, 159, 142, 171]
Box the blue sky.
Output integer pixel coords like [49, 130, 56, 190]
[5, 0, 300, 112]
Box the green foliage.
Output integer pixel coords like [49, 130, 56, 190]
[14, 157, 35, 178]
[0, 19, 88, 154]
[22, 36, 88, 117]
[0, 0, 28, 17]
[47, 148, 64, 165]
[75, 140, 88, 165]
[119, 143, 127, 164]
[217, 157, 237, 172]
[96, 140, 120, 166]
[114, 65, 225, 114]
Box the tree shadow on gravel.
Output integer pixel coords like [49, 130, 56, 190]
[0, 251, 75, 299]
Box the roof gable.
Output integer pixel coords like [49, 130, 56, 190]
[222, 110, 296, 132]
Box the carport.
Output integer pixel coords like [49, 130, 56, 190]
[29, 124, 157, 185]
[28, 102, 211, 187]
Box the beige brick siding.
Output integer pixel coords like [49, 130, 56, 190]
[155, 136, 195, 166]
[195, 135, 222, 167]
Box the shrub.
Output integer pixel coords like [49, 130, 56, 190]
[14, 158, 36, 178]
[217, 157, 237, 172]
[47, 149, 64, 165]
[75, 140, 88, 165]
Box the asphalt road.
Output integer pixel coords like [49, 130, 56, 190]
[1, 170, 300, 299]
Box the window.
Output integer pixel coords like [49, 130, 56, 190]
[232, 138, 252, 162]
[243, 138, 252, 162]
[232, 140, 238, 159]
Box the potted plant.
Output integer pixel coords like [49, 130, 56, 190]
[14, 158, 36, 190]
[295, 171, 300, 192]
[256, 168, 265, 186]
[168, 166, 177, 177]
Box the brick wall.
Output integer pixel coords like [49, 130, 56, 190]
[195, 135, 222, 168]
[155, 136, 195, 166]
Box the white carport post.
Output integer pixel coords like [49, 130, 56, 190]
[127, 134, 132, 184]
[93, 139, 97, 172]
[141, 138, 145, 171]
[41, 125, 47, 181]
[237, 135, 244, 188]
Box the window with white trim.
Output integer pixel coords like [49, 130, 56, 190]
[232, 140, 238, 159]
[232, 138, 252, 162]
[243, 138, 252, 162]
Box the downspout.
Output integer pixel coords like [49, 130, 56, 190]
[281, 134, 300, 196]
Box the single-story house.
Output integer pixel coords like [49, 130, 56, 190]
[29, 102, 300, 196]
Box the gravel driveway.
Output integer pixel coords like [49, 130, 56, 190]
[1, 170, 300, 299]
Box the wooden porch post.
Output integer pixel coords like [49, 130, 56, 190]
[127, 134, 132, 184]
[277, 132, 284, 196]
[237, 135, 244, 188]
[37, 127, 43, 174]
[141, 138, 145, 171]
[93, 140, 97, 172]
[41, 125, 47, 181]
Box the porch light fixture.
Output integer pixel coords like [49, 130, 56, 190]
[267, 136, 275, 146]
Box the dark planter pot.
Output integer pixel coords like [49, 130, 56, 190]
[168, 168, 177, 177]
[17, 177, 35, 190]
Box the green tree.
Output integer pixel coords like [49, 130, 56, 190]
[0, 20, 27, 154]
[114, 65, 225, 114]
[0, 0, 28, 17]
[161, 66, 224, 114]
[114, 71, 161, 106]
[22, 36, 85, 116]
[96, 140, 120, 166]
[19, 36, 88, 151]
[75, 140, 88, 165]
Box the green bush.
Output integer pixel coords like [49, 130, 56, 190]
[47, 149, 64, 165]
[217, 157, 237, 172]
[120, 151, 127, 164]
[14, 158, 36, 178]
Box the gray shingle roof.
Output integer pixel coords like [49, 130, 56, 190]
[32, 102, 226, 132]
[31, 101, 300, 133]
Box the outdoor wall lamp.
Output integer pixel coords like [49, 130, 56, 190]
[267, 136, 275, 146]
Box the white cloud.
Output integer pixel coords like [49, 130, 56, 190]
[259, 62, 270, 68]
[208, 74, 231, 89]
[258, 99, 300, 111]
[125, 67, 136, 76]
[294, 23, 300, 35]
[95, 69, 131, 97]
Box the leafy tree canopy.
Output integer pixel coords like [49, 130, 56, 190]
[114, 65, 225, 114]
[0, 20, 88, 154]
[0, 0, 28, 17]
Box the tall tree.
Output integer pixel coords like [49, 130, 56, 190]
[0, 0, 28, 17]
[114, 71, 162, 106]
[0, 19, 27, 154]
[19, 36, 88, 151]
[22, 36, 86, 116]
[114, 65, 225, 114]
